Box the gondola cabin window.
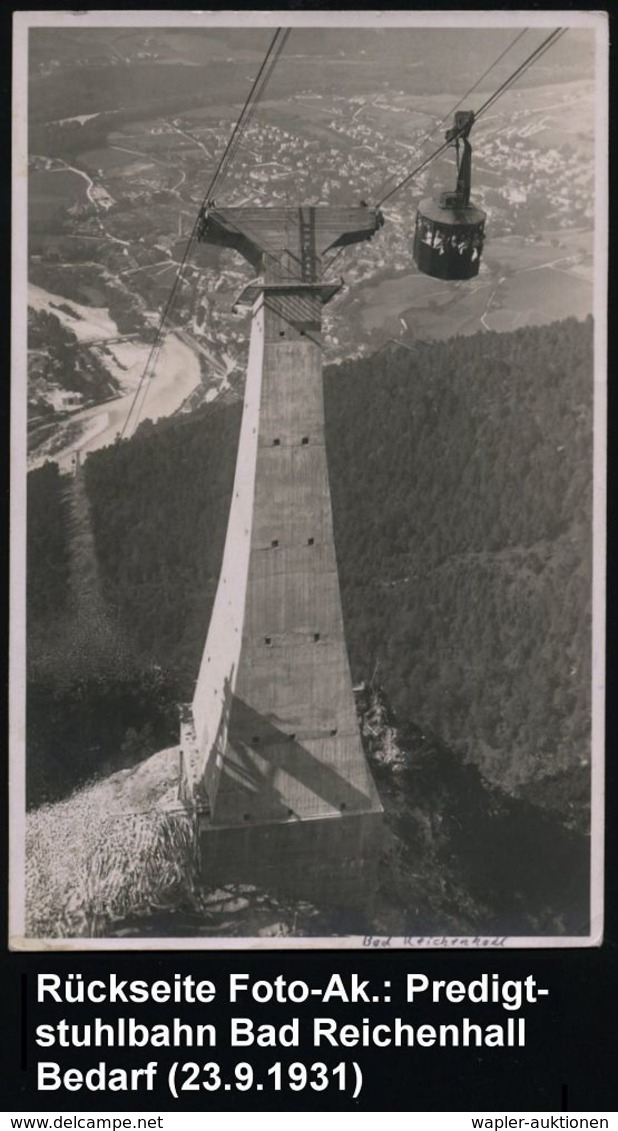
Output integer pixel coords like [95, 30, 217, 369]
[413, 200, 486, 281]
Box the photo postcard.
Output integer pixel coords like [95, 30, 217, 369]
[9, 9, 608, 950]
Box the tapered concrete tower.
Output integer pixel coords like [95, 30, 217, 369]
[180, 205, 384, 908]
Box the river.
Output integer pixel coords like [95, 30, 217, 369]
[29, 333, 202, 473]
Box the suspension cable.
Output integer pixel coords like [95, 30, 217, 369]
[374, 27, 529, 207]
[377, 27, 566, 209]
[119, 27, 290, 440]
[475, 27, 565, 118]
[206, 27, 290, 202]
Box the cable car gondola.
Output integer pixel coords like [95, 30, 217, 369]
[413, 110, 486, 281]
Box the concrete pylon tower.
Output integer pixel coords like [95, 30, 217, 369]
[181, 204, 384, 908]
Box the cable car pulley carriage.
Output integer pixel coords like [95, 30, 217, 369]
[413, 110, 486, 281]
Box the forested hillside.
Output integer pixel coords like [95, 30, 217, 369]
[26, 462, 179, 807]
[27, 461, 70, 624]
[326, 317, 593, 811]
[27, 317, 594, 826]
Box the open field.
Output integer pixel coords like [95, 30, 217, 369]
[155, 29, 268, 65]
[345, 230, 593, 343]
[489, 266, 592, 329]
[28, 168, 88, 227]
[79, 147, 148, 173]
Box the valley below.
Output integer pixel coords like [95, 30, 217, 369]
[24, 28, 595, 460]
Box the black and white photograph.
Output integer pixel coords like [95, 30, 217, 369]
[10, 10, 607, 949]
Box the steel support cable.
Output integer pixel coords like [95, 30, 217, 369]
[175, 38, 302, 329]
[474, 27, 566, 118]
[120, 226, 198, 439]
[322, 245, 346, 275]
[209, 28, 290, 199]
[119, 27, 290, 439]
[374, 27, 530, 208]
[377, 26, 566, 208]
[209, 28, 291, 201]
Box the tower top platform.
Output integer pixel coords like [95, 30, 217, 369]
[196, 203, 384, 282]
